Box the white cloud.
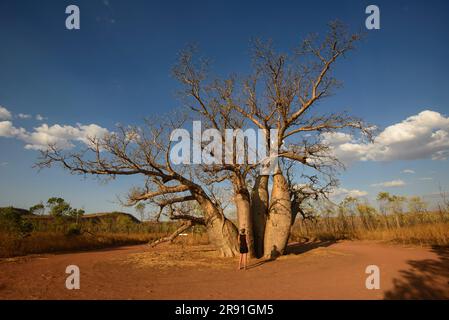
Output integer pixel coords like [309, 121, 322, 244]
[17, 113, 32, 119]
[0, 121, 109, 151]
[23, 123, 109, 150]
[0, 106, 12, 120]
[371, 179, 406, 188]
[0, 106, 46, 122]
[0, 121, 28, 138]
[324, 110, 449, 163]
[419, 177, 433, 181]
[321, 132, 353, 145]
[402, 169, 415, 174]
[330, 187, 368, 198]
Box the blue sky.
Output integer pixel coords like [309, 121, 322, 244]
[1, 0, 449, 215]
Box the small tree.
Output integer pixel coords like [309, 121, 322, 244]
[377, 193, 406, 228]
[29, 202, 45, 215]
[135, 203, 146, 222]
[116, 215, 135, 233]
[377, 192, 391, 229]
[45, 197, 84, 219]
[0, 207, 33, 237]
[390, 195, 406, 214]
[408, 196, 427, 213]
[340, 196, 358, 232]
[356, 202, 378, 230]
[377, 192, 390, 215]
[47, 197, 72, 217]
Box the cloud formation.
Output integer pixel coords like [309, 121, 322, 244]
[370, 179, 406, 188]
[0, 106, 109, 150]
[402, 169, 415, 174]
[22, 123, 109, 150]
[1, 106, 47, 122]
[323, 110, 449, 163]
[18, 113, 32, 119]
[330, 187, 368, 198]
[0, 106, 12, 120]
[0, 121, 27, 138]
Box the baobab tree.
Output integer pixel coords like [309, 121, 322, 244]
[171, 21, 370, 257]
[37, 21, 370, 258]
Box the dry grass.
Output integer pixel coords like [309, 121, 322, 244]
[0, 232, 157, 258]
[291, 211, 449, 246]
[0, 230, 210, 258]
[359, 222, 449, 246]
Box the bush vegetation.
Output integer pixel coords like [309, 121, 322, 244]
[291, 192, 449, 246]
[0, 197, 207, 258]
[2, 191, 448, 258]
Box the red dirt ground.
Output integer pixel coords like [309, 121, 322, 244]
[0, 240, 448, 299]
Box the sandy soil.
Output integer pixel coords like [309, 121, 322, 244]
[0, 240, 448, 300]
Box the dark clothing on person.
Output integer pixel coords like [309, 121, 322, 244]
[239, 234, 248, 254]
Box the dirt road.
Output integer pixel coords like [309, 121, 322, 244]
[1, 241, 448, 299]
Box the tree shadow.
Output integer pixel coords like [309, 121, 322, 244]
[384, 246, 449, 299]
[284, 240, 337, 255]
[246, 240, 336, 270]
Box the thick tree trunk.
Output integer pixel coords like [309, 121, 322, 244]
[195, 191, 240, 257]
[206, 215, 240, 257]
[251, 175, 269, 258]
[234, 190, 256, 257]
[263, 171, 292, 258]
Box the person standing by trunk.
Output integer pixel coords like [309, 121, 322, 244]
[238, 228, 249, 270]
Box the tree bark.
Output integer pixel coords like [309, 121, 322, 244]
[251, 175, 269, 258]
[206, 215, 240, 257]
[149, 221, 193, 247]
[195, 191, 240, 257]
[263, 171, 292, 258]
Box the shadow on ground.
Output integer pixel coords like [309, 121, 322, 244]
[247, 240, 336, 270]
[384, 246, 449, 299]
[284, 240, 337, 255]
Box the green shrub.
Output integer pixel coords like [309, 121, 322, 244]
[0, 207, 33, 237]
[65, 223, 82, 236]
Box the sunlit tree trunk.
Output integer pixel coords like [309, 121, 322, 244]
[263, 171, 292, 258]
[195, 192, 239, 257]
